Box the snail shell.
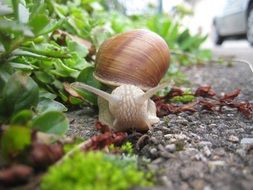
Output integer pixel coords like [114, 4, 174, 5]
[94, 29, 170, 90]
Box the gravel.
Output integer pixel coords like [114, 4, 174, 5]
[66, 53, 253, 190]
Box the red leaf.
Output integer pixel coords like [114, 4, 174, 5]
[81, 122, 127, 151]
[166, 87, 184, 98]
[232, 102, 253, 118]
[220, 89, 241, 102]
[95, 121, 111, 133]
[199, 99, 219, 111]
[195, 85, 216, 97]
[0, 165, 33, 185]
[29, 143, 64, 169]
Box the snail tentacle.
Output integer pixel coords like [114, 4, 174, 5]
[71, 82, 119, 104]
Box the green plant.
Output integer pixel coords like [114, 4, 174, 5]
[41, 151, 153, 190]
[121, 142, 134, 155]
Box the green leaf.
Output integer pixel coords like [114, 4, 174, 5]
[31, 111, 69, 135]
[0, 2, 12, 16]
[9, 62, 34, 70]
[52, 60, 78, 78]
[34, 71, 54, 84]
[76, 66, 102, 104]
[29, 14, 50, 35]
[1, 126, 31, 159]
[10, 109, 33, 125]
[0, 20, 33, 37]
[1, 72, 39, 117]
[18, 2, 29, 24]
[66, 37, 89, 58]
[37, 98, 67, 114]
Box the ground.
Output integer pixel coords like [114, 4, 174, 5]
[67, 42, 253, 190]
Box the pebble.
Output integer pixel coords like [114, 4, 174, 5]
[228, 135, 239, 143]
[194, 153, 207, 162]
[198, 141, 212, 147]
[164, 134, 173, 140]
[208, 161, 225, 172]
[175, 134, 187, 140]
[150, 148, 158, 155]
[209, 123, 217, 128]
[150, 137, 159, 145]
[203, 146, 211, 157]
[161, 176, 174, 189]
[165, 144, 176, 152]
[191, 179, 205, 190]
[240, 138, 253, 145]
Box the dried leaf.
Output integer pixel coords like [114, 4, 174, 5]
[29, 143, 64, 169]
[63, 82, 84, 100]
[195, 85, 216, 97]
[220, 89, 241, 102]
[82, 122, 127, 151]
[166, 87, 184, 98]
[0, 165, 33, 185]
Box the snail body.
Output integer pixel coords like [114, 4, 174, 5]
[72, 82, 172, 131]
[72, 29, 171, 132]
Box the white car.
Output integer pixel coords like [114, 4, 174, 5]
[212, 0, 253, 46]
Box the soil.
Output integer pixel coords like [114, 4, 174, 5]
[66, 55, 253, 190]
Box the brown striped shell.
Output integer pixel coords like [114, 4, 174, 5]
[94, 29, 170, 90]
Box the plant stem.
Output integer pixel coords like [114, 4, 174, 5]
[56, 139, 91, 165]
[21, 47, 71, 59]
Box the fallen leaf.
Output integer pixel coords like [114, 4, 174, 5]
[195, 85, 216, 97]
[220, 89, 241, 102]
[0, 165, 33, 185]
[28, 143, 64, 169]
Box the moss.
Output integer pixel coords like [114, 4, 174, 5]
[41, 151, 153, 190]
[121, 142, 134, 155]
[170, 89, 195, 104]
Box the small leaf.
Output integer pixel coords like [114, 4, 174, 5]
[0, 2, 12, 16]
[31, 111, 69, 135]
[0, 20, 33, 37]
[66, 37, 89, 58]
[34, 71, 54, 84]
[1, 126, 31, 159]
[76, 66, 102, 104]
[18, 3, 29, 24]
[10, 110, 33, 125]
[1, 72, 39, 117]
[29, 14, 50, 35]
[37, 98, 67, 114]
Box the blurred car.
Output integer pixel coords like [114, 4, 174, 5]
[212, 0, 253, 46]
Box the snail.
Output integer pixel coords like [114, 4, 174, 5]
[72, 29, 171, 132]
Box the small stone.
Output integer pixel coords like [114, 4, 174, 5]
[158, 144, 166, 152]
[240, 138, 253, 145]
[169, 138, 177, 143]
[208, 161, 225, 172]
[203, 146, 211, 157]
[236, 148, 246, 157]
[194, 153, 207, 162]
[150, 137, 159, 144]
[198, 141, 212, 147]
[160, 176, 173, 189]
[191, 179, 205, 190]
[209, 124, 217, 128]
[159, 151, 174, 159]
[228, 135, 239, 143]
[150, 148, 158, 155]
[164, 134, 173, 140]
[175, 134, 187, 140]
[204, 185, 213, 190]
[165, 144, 176, 152]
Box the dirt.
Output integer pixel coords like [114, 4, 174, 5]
[65, 54, 253, 190]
